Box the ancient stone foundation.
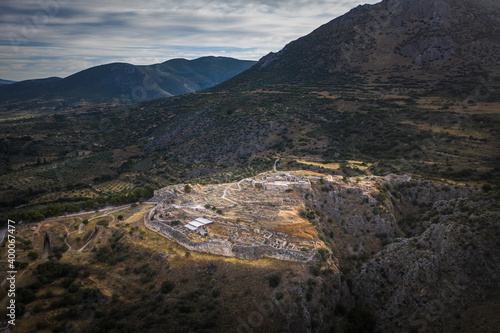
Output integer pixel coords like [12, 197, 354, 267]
[144, 207, 314, 262]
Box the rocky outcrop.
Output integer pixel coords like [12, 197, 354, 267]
[345, 184, 500, 331]
[352, 210, 500, 330]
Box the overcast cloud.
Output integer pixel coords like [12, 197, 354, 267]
[0, 0, 380, 81]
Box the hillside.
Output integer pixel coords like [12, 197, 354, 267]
[1, 170, 499, 332]
[0, 56, 256, 115]
[223, 0, 500, 96]
[1, 0, 499, 221]
[0, 0, 499, 331]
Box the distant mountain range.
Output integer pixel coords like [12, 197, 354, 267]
[0, 79, 16, 85]
[0, 56, 256, 106]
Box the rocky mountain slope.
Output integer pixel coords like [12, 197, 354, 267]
[224, 0, 500, 96]
[297, 172, 500, 331]
[0, 56, 256, 107]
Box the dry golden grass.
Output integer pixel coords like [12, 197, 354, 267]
[295, 160, 371, 171]
[296, 160, 341, 169]
[400, 120, 490, 140]
[311, 91, 340, 99]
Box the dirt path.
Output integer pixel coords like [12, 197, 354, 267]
[222, 179, 244, 205]
[77, 227, 103, 253]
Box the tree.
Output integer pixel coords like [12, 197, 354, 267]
[268, 274, 281, 288]
[161, 280, 175, 294]
[27, 251, 39, 261]
[482, 184, 492, 192]
[316, 248, 329, 262]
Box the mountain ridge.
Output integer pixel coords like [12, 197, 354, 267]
[219, 0, 500, 95]
[0, 56, 256, 107]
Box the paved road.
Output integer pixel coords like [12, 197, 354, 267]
[58, 204, 135, 218]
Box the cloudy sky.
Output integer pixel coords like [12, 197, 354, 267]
[0, 0, 380, 81]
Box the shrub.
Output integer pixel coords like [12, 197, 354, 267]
[377, 192, 388, 203]
[309, 263, 322, 276]
[15, 261, 29, 269]
[316, 248, 329, 262]
[161, 280, 175, 294]
[184, 184, 192, 193]
[301, 209, 317, 220]
[27, 251, 39, 261]
[211, 289, 221, 298]
[68, 283, 79, 293]
[268, 274, 281, 288]
[482, 184, 492, 192]
[334, 302, 347, 316]
[275, 291, 284, 300]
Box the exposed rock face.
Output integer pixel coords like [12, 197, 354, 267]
[296, 174, 500, 331]
[353, 211, 500, 331]
[236, 0, 500, 91]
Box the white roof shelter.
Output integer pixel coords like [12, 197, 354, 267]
[189, 221, 205, 228]
[184, 224, 198, 231]
[195, 218, 213, 225]
[184, 217, 214, 231]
